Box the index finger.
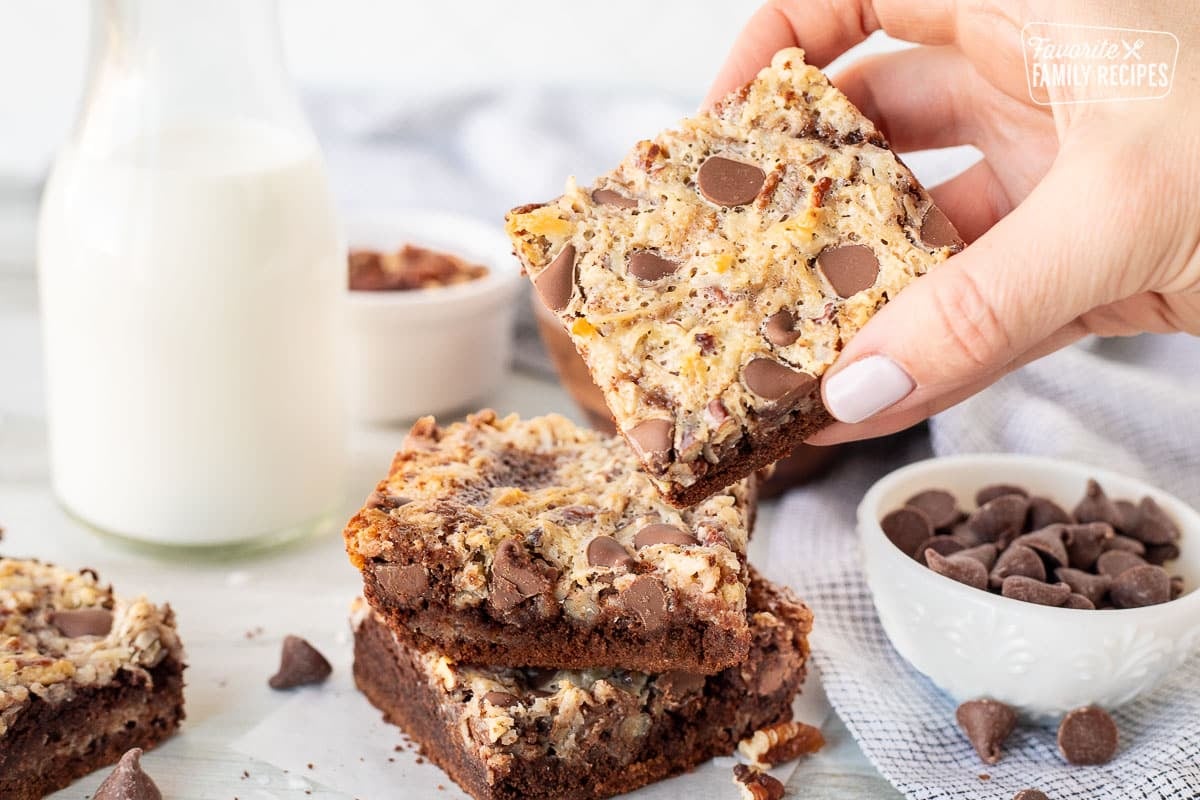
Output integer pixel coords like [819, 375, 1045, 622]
[703, 0, 959, 107]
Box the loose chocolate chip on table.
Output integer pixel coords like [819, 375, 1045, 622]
[696, 155, 766, 207]
[94, 748, 162, 800]
[627, 250, 680, 282]
[622, 575, 669, 631]
[268, 635, 333, 689]
[625, 419, 674, 461]
[586, 535, 636, 569]
[534, 244, 576, 312]
[1144, 542, 1181, 566]
[958, 543, 999, 570]
[925, 549, 988, 591]
[956, 699, 1017, 765]
[916, 536, 966, 565]
[51, 607, 114, 638]
[591, 188, 638, 208]
[743, 358, 817, 404]
[634, 523, 697, 549]
[1065, 522, 1114, 571]
[1027, 496, 1073, 530]
[1134, 496, 1181, 545]
[1001, 576, 1071, 606]
[1095, 549, 1147, 577]
[881, 507, 934, 558]
[1110, 564, 1172, 608]
[967, 494, 1030, 543]
[975, 484, 1029, 507]
[816, 244, 880, 298]
[1062, 593, 1095, 610]
[374, 563, 429, 603]
[1058, 706, 1119, 765]
[484, 690, 520, 707]
[1073, 479, 1123, 528]
[763, 309, 801, 347]
[920, 205, 964, 249]
[1053, 568, 1112, 607]
[1012, 526, 1070, 569]
[989, 544, 1046, 589]
[1013, 791, 1050, 800]
[489, 539, 557, 613]
[905, 489, 962, 530]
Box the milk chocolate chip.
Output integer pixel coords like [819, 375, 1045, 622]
[94, 748, 162, 800]
[586, 535, 635, 570]
[659, 669, 706, 700]
[535, 244, 576, 312]
[1109, 564, 1171, 608]
[975, 484, 1029, 507]
[484, 690, 520, 707]
[591, 188, 638, 208]
[1096, 549, 1146, 577]
[926, 549, 988, 590]
[268, 635, 333, 689]
[956, 699, 1017, 765]
[1001, 576, 1071, 606]
[1065, 522, 1114, 570]
[634, 523, 697, 549]
[905, 489, 962, 530]
[1063, 593, 1095, 609]
[1027, 496, 1073, 530]
[375, 563, 428, 603]
[1012, 526, 1070, 569]
[743, 358, 817, 403]
[627, 250, 680, 282]
[920, 205, 964, 249]
[764, 309, 800, 347]
[696, 155, 766, 206]
[622, 575, 669, 631]
[1105, 534, 1146, 555]
[958, 543, 1000, 570]
[51, 607, 114, 638]
[1134, 496, 1181, 545]
[881, 507, 934, 557]
[1053, 568, 1112, 606]
[816, 245, 880, 298]
[1057, 706, 1118, 765]
[967, 495, 1030, 543]
[1074, 479, 1122, 528]
[490, 539, 557, 613]
[916, 536, 966, 565]
[989, 544, 1046, 589]
[626, 419, 674, 461]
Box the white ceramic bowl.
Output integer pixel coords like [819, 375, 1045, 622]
[343, 210, 524, 423]
[858, 454, 1200, 718]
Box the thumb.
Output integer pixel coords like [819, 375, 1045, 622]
[817, 154, 1120, 437]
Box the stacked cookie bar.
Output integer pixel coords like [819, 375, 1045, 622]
[344, 411, 812, 800]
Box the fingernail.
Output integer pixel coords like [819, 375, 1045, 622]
[824, 354, 915, 424]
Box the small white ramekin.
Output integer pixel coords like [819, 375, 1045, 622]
[858, 454, 1200, 718]
[343, 210, 524, 423]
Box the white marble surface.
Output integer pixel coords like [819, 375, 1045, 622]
[0, 270, 901, 798]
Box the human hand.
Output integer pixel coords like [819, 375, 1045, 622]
[706, 0, 1200, 445]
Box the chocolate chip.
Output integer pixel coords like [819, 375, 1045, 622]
[586, 536, 635, 569]
[375, 563, 428, 603]
[489, 539, 557, 613]
[625, 419, 674, 461]
[1027, 496, 1073, 530]
[622, 575, 669, 631]
[1095, 549, 1146, 577]
[659, 669, 706, 700]
[1171, 575, 1185, 599]
[268, 635, 332, 689]
[743, 358, 817, 404]
[752, 651, 794, 696]
[926, 549, 988, 590]
[958, 543, 999, 570]
[627, 250, 680, 282]
[1113, 499, 1140, 535]
[1063, 593, 1095, 610]
[816, 245, 880, 298]
[51, 607, 114, 638]
[1053, 568, 1112, 607]
[591, 188, 638, 208]
[881, 507, 934, 558]
[1145, 542, 1181, 566]
[535, 244, 576, 312]
[956, 699, 1017, 765]
[920, 206, 964, 249]
[1002, 576, 1071, 606]
[1105, 534, 1146, 555]
[1065, 522, 1114, 570]
[764, 309, 800, 347]
[967, 495, 1030, 543]
[1073, 479, 1123, 528]
[989, 544, 1046, 589]
[1110, 564, 1172, 608]
[484, 690, 520, 707]
[94, 748, 162, 800]
[1013, 790, 1050, 800]
[1134, 496, 1180, 545]
[905, 489, 962, 530]
[633, 523, 697, 549]
[1012, 526, 1070, 569]
[975, 484, 1029, 507]
[1058, 706, 1118, 765]
[917, 536, 966, 565]
[365, 490, 410, 511]
[696, 155, 765, 206]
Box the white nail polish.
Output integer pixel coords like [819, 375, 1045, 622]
[824, 355, 915, 424]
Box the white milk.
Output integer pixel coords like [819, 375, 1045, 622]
[38, 121, 346, 545]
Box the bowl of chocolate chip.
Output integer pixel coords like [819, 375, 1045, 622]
[858, 454, 1200, 718]
[344, 210, 523, 422]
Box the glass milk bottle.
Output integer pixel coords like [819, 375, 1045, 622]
[37, 0, 346, 549]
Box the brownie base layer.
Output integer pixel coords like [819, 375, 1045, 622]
[363, 571, 750, 675]
[0, 658, 185, 800]
[353, 584, 809, 800]
[664, 401, 835, 509]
